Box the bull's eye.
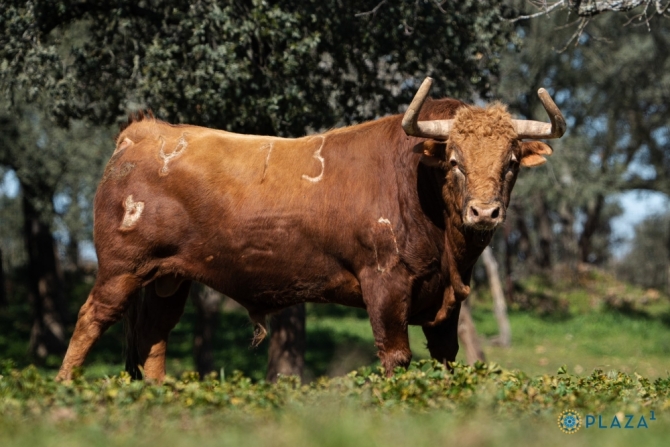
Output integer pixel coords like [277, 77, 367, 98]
[507, 155, 519, 174]
[450, 159, 459, 168]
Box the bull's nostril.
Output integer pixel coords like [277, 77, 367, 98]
[491, 208, 500, 219]
[471, 207, 479, 217]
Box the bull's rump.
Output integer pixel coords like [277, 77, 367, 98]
[93, 121, 399, 309]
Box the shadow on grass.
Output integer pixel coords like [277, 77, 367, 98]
[603, 300, 656, 321]
[509, 285, 572, 322]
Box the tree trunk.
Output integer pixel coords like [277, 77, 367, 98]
[482, 247, 511, 347]
[513, 203, 533, 265]
[67, 236, 80, 271]
[558, 201, 578, 272]
[266, 304, 305, 382]
[578, 193, 604, 263]
[533, 193, 553, 270]
[0, 247, 6, 308]
[503, 216, 515, 302]
[22, 193, 68, 361]
[457, 301, 485, 364]
[666, 218, 670, 297]
[192, 285, 223, 378]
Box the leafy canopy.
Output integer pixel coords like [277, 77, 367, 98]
[2, 0, 512, 136]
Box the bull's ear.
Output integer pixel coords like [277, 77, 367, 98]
[520, 141, 553, 168]
[413, 141, 446, 168]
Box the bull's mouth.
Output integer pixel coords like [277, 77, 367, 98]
[461, 217, 504, 243]
[466, 221, 501, 232]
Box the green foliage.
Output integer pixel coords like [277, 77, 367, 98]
[1, 360, 668, 416]
[1, 0, 513, 136]
[615, 212, 670, 292]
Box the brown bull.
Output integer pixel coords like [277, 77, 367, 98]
[56, 78, 565, 381]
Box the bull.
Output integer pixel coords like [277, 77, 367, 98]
[56, 78, 565, 381]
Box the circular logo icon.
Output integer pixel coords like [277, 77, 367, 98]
[557, 409, 582, 434]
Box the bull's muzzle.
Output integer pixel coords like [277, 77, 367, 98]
[464, 199, 505, 230]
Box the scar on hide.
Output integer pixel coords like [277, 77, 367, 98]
[373, 241, 384, 273]
[377, 217, 399, 254]
[113, 137, 133, 156]
[302, 136, 326, 183]
[259, 142, 274, 182]
[119, 195, 144, 230]
[158, 133, 188, 176]
[101, 162, 136, 183]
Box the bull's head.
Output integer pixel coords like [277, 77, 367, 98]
[403, 77, 566, 231]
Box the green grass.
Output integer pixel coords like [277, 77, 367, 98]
[2, 405, 669, 447]
[468, 267, 670, 379]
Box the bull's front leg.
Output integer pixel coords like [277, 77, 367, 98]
[422, 300, 461, 367]
[126, 279, 191, 382]
[361, 270, 413, 377]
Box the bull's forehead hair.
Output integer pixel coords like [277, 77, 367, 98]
[450, 103, 517, 148]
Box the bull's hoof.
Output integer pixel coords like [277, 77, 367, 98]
[380, 349, 413, 377]
[54, 370, 72, 383]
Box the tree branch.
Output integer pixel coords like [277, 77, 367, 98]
[511, 0, 670, 21]
[508, 1, 564, 23]
[355, 0, 389, 18]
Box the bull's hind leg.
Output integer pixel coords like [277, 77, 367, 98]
[56, 273, 141, 381]
[126, 279, 191, 382]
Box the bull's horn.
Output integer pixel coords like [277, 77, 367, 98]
[402, 77, 454, 140]
[512, 88, 566, 139]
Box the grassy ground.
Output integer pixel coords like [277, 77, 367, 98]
[3, 405, 669, 447]
[1, 267, 670, 445]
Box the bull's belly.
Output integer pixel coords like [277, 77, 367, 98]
[166, 239, 366, 313]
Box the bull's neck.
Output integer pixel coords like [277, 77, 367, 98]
[443, 211, 494, 301]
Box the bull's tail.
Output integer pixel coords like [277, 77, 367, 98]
[123, 289, 144, 380]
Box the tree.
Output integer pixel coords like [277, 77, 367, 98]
[191, 284, 224, 378]
[266, 306, 306, 381]
[457, 303, 486, 364]
[0, 103, 110, 360]
[481, 247, 511, 347]
[513, 1, 670, 47]
[496, 10, 670, 282]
